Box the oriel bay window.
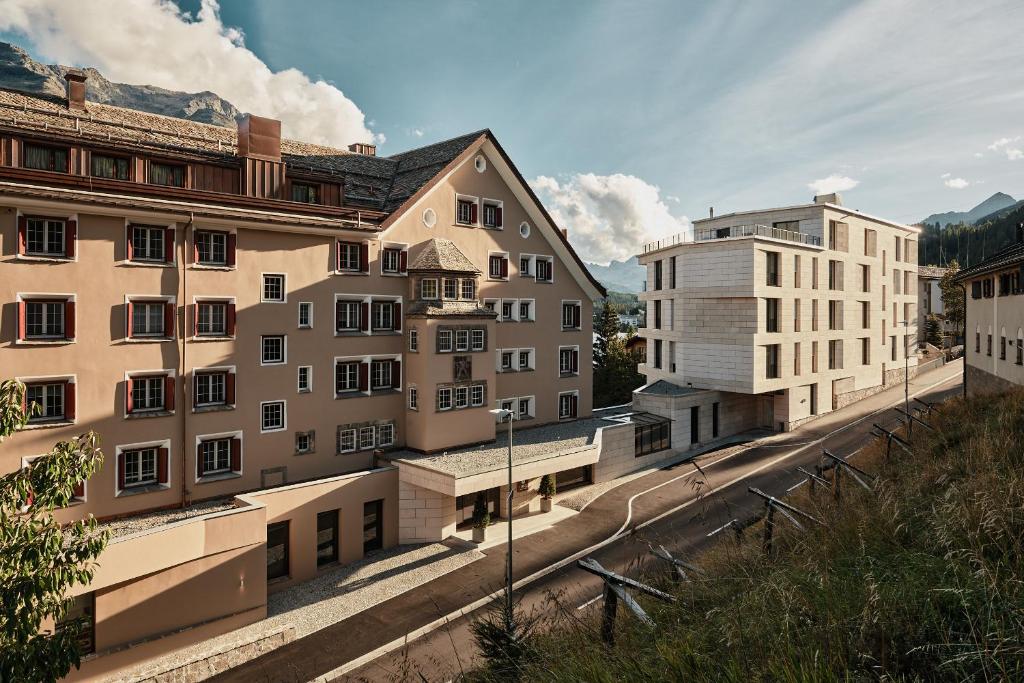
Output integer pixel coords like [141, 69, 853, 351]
[337, 241, 369, 273]
[128, 299, 174, 338]
[194, 370, 234, 407]
[18, 215, 75, 258]
[117, 445, 169, 493]
[194, 229, 234, 267]
[91, 154, 131, 180]
[194, 300, 235, 337]
[24, 380, 74, 423]
[23, 143, 69, 172]
[128, 224, 173, 263]
[126, 374, 174, 414]
[19, 298, 74, 341]
[196, 435, 241, 478]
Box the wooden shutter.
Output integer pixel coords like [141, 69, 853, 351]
[399, 250, 408, 273]
[117, 452, 126, 491]
[360, 302, 369, 332]
[570, 393, 579, 417]
[359, 242, 369, 272]
[391, 360, 401, 389]
[501, 257, 509, 278]
[227, 303, 237, 336]
[125, 377, 134, 413]
[164, 375, 175, 412]
[126, 301, 134, 338]
[470, 203, 478, 224]
[17, 215, 27, 255]
[65, 219, 76, 258]
[17, 300, 26, 340]
[571, 349, 579, 373]
[164, 227, 175, 263]
[225, 372, 236, 405]
[164, 302, 175, 338]
[126, 225, 134, 261]
[358, 362, 369, 392]
[494, 206, 503, 227]
[230, 438, 241, 472]
[64, 381, 75, 420]
[573, 304, 581, 329]
[972, 281, 982, 299]
[226, 232, 237, 267]
[157, 447, 169, 484]
[392, 302, 402, 332]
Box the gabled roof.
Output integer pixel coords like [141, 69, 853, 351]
[407, 238, 480, 273]
[918, 265, 948, 280]
[954, 242, 1024, 282]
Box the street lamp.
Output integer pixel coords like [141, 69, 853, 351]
[489, 407, 515, 633]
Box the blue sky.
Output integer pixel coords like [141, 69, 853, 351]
[2, 0, 1023, 263]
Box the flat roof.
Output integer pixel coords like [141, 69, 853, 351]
[692, 202, 920, 233]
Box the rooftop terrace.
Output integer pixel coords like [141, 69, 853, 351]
[643, 223, 822, 254]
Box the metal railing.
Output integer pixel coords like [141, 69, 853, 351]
[643, 224, 822, 253]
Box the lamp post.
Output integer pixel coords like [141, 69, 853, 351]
[489, 407, 514, 633]
[903, 320, 911, 436]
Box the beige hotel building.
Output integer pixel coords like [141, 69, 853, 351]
[0, 73, 604, 678]
[635, 193, 920, 444]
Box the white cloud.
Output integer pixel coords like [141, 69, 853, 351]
[1006, 148, 1023, 161]
[807, 174, 859, 195]
[0, 0, 378, 147]
[531, 173, 690, 265]
[974, 152, 984, 158]
[944, 177, 970, 189]
[987, 136, 1021, 151]
[412, 128, 425, 138]
[940, 172, 951, 178]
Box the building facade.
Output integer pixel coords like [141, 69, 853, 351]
[954, 231, 1024, 395]
[0, 74, 602, 677]
[635, 194, 920, 442]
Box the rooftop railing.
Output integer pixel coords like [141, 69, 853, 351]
[643, 223, 822, 253]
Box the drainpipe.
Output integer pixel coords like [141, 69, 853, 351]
[180, 212, 194, 508]
[958, 282, 967, 399]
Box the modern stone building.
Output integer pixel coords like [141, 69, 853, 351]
[635, 194, 920, 443]
[954, 228, 1024, 395]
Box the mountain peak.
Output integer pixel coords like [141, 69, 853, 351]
[922, 191, 1018, 228]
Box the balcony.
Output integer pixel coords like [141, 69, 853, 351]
[643, 224, 822, 253]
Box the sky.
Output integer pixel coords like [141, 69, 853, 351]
[1, 0, 1023, 265]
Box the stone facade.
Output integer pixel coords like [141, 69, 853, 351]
[398, 479, 456, 543]
[966, 362, 1020, 396]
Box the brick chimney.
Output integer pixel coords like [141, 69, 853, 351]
[814, 192, 843, 206]
[348, 142, 376, 156]
[237, 114, 281, 162]
[64, 69, 87, 112]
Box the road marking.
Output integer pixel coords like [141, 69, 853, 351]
[311, 367, 962, 681]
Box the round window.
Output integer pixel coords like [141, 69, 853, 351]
[422, 208, 437, 228]
[519, 222, 531, 238]
[474, 155, 487, 173]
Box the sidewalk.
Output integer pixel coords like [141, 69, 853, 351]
[209, 360, 963, 683]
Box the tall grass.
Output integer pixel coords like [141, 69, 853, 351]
[480, 391, 1024, 681]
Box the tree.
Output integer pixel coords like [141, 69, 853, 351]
[924, 314, 943, 348]
[594, 334, 646, 408]
[0, 380, 107, 683]
[593, 300, 620, 369]
[538, 474, 556, 500]
[938, 260, 964, 340]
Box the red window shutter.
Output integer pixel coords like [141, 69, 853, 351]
[72, 480, 85, 499]
[127, 301, 135, 338]
[393, 302, 402, 332]
[573, 305, 581, 329]
[570, 393, 578, 417]
[65, 220, 76, 258]
[360, 302, 369, 332]
[117, 452, 126, 491]
[359, 242, 369, 272]
[164, 375, 175, 412]
[157, 447, 169, 484]
[494, 206, 503, 227]
[164, 302, 175, 338]
[64, 381, 75, 420]
[164, 228, 175, 263]
[391, 360, 401, 389]
[125, 377, 134, 413]
[64, 301, 75, 340]
[470, 203, 478, 224]
[17, 300, 26, 340]
[126, 225, 134, 261]
[399, 250, 408, 273]
[358, 362, 369, 392]
[17, 215, 27, 255]
[227, 303, 237, 336]
[196, 443, 205, 477]
[230, 437, 242, 472]
[572, 349, 579, 373]
[192, 236, 200, 264]
[500, 257, 508, 278]
[226, 232, 237, 267]
[225, 372, 236, 405]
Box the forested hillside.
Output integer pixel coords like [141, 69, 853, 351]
[918, 202, 1024, 267]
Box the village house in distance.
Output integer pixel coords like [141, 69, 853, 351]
[635, 194, 921, 443]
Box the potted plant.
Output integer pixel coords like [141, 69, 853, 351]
[539, 474, 556, 512]
[472, 493, 490, 543]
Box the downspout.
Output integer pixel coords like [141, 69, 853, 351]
[181, 211, 194, 508]
[958, 282, 967, 399]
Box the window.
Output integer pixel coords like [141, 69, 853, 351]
[653, 339, 663, 369]
[338, 429, 357, 453]
[811, 257, 819, 289]
[828, 300, 843, 331]
[471, 385, 484, 406]
[471, 329, 485, 351]
[195, 371, 229, 406]
[535, 257, 553, 283]
[316, 511, 338, 566]
[519, 300, 534, 321]
[501, 350, 515, 371]
[195, 230, 228, 266]
[297, 366, 312, 393]
[1017, 331, 1023, 365]
[409, 328, 419, 352]
[482, 202, 502, 228]
[261, 335, 286, 364]
[262, 274, 285, 303]
[988, 333, 993, 356]
[793, 255, 801, 288]
[371, 359, 396, 390]
[437, 387, 453, 411]
[892, 335, 898, 361]
[130, 225, 167, 262]
[298, 302, 313, 328]
[372, 302, 395, 331]
[149, 162, 185, 187]
[793, 299, 801, 332]
[267, 522, 289, 580]
[794, 342, 801, 375]
[670, 256, 677, 289]
[690, 406, 700, 444]
[765, 344, 780, 379]
[519, 349, 534, 370]
[893, 269, 902, 295]
[653, 301, 662, 329]
[562, 302, 581, 329]
[828, 260, 843, 291]
[421, 278, 439, 300]
[460, 279, 475, 300]
[712, 402, 720, 438]
[130, 375, 166, 412]
[291, 181, 320, 204]
[23, 300, 66, 339]
[443, 278, 458, 300]
[766, 298, 780, 332]
[199, 438, 232, 475]
[25, 382, 68, 422]
[482, 299, 497, 313]
[559, 347, 579, 375]
[90, 154, 130, 180]
[438, 329, 453, 352]
[654, 261, 663, 290]
[766, 251, 780, 286]
[363, 500, 383, 553]
[336, 361, 361, 393]
[24, 144, 68, 172]
[359, 427, 375, 450]
[24, 217, 67, 257]
[489, 254, 509, 279]
[261, 401, 285, 432]
[123, 448, 158, 488]
[378, 423, 394, 447]
[455, 386, 469, 408]
[456, 329, 470, 351]
[456, 198, 477, 225]
[408, 386, 418, 410]
[861, 337, 871, 365]
[132, 301, 167, 337]
[828, 339, 843, 370]
[861, 301, 870, 329]
[861, 264, 871, 292]
[812, 341, 819, 373]
[1001, 333, 1007, 360]
[336, 300, 361, 332]
[382, 248, 404, 274]
[501, 300, 515, 322]
[828, 220, 848, 251]
[864, 229, 877, 257]
[499, 399, 515, 420]
[895, 237, 902, 262]
[558, 392, 579, 419]
[337, 242, 363, 272]
[520, 255, 534, 276]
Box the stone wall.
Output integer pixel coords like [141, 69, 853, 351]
[398, 480, 455, 543]
[132, 624, 295, 683]
[966, 362, 1020, 396]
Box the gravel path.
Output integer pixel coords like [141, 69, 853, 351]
[101, 499, 235, 540]
[116, 541, 484, 682]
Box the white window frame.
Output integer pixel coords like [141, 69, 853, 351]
[260, 335, 287, 366]
[338, 428, 357, 453]
[260, 400, 287, 433]
[519, 253, 535, 277]
[499, 349, 516, 372]
[471, 329, 485, 351]
[443, 278, 459, 300]
[371, 359, 394, 390]
[379, 242, 408, 276]
[127, 223, 172, 264]
[18, 374, 76, 425]
[193, 366, 233, 408]
[334, 357, 362, 395]
[372, 300, 395, 331]
[297, 302, 313, 329]
[518, 299, 535, 322]
[16, 292, 77, 345]
[481, 198, 503, 229]
[460, 279, 476, 300]
[420, 278, 439, 300]
[470, 384, 484, 407]
[517, 395, 535, 420]
[113, 438, 172, 494]
[482, 298, 498, 314]
[335, 297, 362, 333]
[409, 327, 419, 352]
[437, 387, 453, 411]
[456, 329, 470, 352]
[455, 385, 469, 409]
[20, 214, 76, 261]
[336, 241, 362, 273]
[438, 329, 453, 353]
[124, 369, 175, 417]
[377, 423, 395, 447]
[297, 365, 312, 393]
[194, 430, 242, 481]
[518, 347, 535, 371]
[193, 296, 235, 339]
[558, 390, 579, 419]
[261, 273, 286, 303]
[455, 193, 479, 226]
[535, 255, 554, 283]
[559, 345, 580, 376]
[408, 385, 418, 410]
[488, 251, 510, 281]
[127, 295, 173, 339]
[192, 228, 232, 269]
[500, 298, 518, 323]
[358, 426, 375, 450]
[561, 300, 582, 330]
